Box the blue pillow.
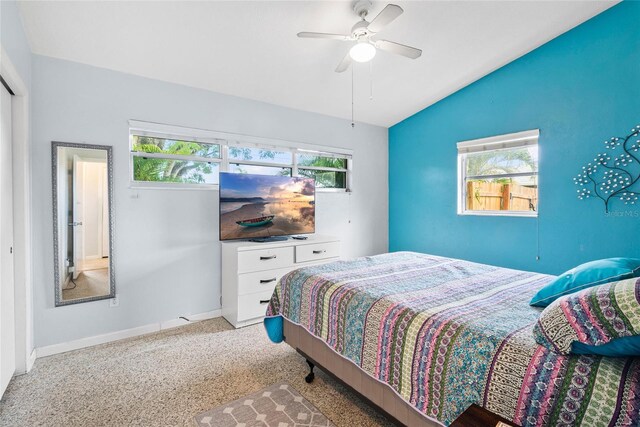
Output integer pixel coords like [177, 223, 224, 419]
[571, 336, 640, 357]
[533, 277, 640, 356]
[529, 257, 640, 307]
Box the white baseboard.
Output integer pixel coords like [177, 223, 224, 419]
[27, 349, 36, 372]
[158, 310, 222, 330]
[14, 349, 37, 376]
[35, 310, 221, 358]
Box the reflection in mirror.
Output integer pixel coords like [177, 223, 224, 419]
[53, 142, 114, 306]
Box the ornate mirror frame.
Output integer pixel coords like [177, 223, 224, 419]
[52, 141, 115, 306]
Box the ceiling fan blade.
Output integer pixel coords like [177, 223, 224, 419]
[375, 40, 422, 59]
[367, 4, 403, 33]
[297, 32, 350, 41]
[335, 52, 352, 73]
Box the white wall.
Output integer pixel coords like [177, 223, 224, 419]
[1, 0, 31, 88]
[31, 55, 388, 348]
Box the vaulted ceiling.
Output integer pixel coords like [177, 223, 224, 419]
[17, 1, 617, 127]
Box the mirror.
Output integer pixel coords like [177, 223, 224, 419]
[52, 141, 114, 306]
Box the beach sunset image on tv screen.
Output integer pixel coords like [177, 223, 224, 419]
[219, 173, 315, 240]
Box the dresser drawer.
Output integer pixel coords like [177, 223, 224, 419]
[295, 241, 340, 263]
[237, 290, 274, 322]
[237, 268, 291, 295]
[237, 246, 294, 273]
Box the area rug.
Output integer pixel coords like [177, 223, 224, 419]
[194, 382, 336, 427]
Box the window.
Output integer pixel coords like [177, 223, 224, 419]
[296, 151, 350, 190]
[457, 130, 539, 216]
[226, 145, 351, 189]
[131, 134, 222, 186]
[129, 121, 352, 191]
[227, 145, 293, 177]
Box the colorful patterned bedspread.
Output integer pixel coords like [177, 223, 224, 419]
[265, 252, 640, 426]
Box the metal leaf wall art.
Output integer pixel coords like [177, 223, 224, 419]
[574, 124, 640, 213]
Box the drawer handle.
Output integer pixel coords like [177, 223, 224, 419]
[260, 255, 277, 260]
[312, 250, 326, 254]
[259, 299, 270, 304]
[260, 278, 277, 284]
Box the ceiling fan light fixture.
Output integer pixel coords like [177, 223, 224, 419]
[298, 2, 420, 72]
[349, 41, 376, 63]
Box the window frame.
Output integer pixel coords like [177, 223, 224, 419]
[129, 120, 353, 192]
[129, 129, 223, 190]
[457, 129, 540, 217]
[225, 141, 294, 178]
[295, 149, 352, 192]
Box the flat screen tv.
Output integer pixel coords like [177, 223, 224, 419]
[219, 172, 315, 241]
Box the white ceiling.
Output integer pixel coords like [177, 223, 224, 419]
[17, 1, 617, 127]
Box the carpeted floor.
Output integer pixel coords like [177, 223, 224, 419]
[61, 267, 110, 301]
[0, 318, 392, 427]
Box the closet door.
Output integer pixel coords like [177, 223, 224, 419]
[0, 83, 15, 398]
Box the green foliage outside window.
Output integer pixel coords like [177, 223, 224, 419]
[229, 148, 349, 189]
[465, 147, 536, 178]
[298, 169, 346, 188]
[228, 147, 283, 163]
[132, 135, 349, 188]
[464, 146, 538, 212]
[132, 136, 220, 184]
[297, 154, 347, 169]
[297, 155, 348, 188]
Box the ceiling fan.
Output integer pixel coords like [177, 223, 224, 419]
[297, 0, 422, 73]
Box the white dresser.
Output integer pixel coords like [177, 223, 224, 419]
[221, 235, 340, 328]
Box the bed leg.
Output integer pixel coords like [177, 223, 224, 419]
[304, 359, 315, 383]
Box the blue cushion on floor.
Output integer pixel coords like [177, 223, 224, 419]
[263, 315, 284, 343]
[530, 257, 640, 307]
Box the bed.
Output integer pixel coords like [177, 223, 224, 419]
[264, 252, 640, 426]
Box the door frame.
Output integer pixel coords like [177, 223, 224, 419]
[76, 157, 108, 265]
[72, 155, 84, 278]
[1, 46, 34, 375]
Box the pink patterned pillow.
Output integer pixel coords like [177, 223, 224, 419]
[533, 277, 640, 355]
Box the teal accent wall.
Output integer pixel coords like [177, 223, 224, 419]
[389, 2, 640, 275]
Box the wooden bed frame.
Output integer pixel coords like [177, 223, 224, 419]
[283, 318, 441, 427]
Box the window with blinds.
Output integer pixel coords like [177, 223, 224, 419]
[457, 130, 539, 216]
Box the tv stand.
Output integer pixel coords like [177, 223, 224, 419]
[248, 236, 289, 243]
[221, 235, 340, 328]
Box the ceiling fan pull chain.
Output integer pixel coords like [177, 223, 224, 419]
[369, 60, 374, 100]
[351, 65, 355, 128]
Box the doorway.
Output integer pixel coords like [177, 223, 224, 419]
[0, 48, 34, 382]
[59, 152, 110, 301]
[0, 82, 15, 397]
